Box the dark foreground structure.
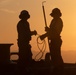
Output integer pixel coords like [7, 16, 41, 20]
[0, 62, 76, 75]
[0, 43, 76, 75]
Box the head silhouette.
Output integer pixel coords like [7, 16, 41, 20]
[19, 10, 30, 20]
[50, 8, 62, 18]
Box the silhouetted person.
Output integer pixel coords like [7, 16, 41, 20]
[40, 8, 64, 75]
[17, 10, 37, 66]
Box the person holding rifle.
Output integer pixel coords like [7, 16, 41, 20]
[40, 8, 64, 75]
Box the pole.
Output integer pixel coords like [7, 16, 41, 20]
[42, 1, 50, 50]
[42, 1, 47, 27]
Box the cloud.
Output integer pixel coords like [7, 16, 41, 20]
[0, 0, 21, 14]
[0, 0, 16, 7]
[0, 0, 12, 4]
[0, 8, 16, 14]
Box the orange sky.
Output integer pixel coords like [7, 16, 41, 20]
[0, 0, 76, 63]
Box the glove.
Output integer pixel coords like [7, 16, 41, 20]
[33, 30, 37, 35]
[45, 26, 49, 32]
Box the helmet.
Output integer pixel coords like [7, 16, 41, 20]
[19, 10, 30, 19]
[50, 8, 62, 17]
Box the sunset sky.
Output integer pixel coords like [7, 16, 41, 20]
[0, 0, 76, 63]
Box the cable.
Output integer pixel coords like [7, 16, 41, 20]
[34, 34, 46, 61]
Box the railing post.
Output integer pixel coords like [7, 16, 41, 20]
[0, 43, 13, 64]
